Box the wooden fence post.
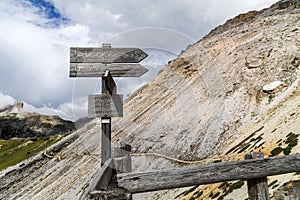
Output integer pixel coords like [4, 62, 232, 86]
[113, 143, 132, 173]
[244, 152, 270, 200]
[101, 70, 114, 166]
[111, 143, 132, 200]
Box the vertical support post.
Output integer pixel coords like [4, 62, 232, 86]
[101, 117, 111, 166]
[112, 143, 132, 200]
[244, 152, 270, 200]
[101, 69, 113, 166]
[113, 143, 132, 173]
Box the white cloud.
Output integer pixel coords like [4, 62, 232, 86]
[53, 24, 91, 46]
[0, 91, 87, 121]
[0, 92, 16, 108]
[23, 98, 88, 121]
[50, 0, 278, 40]
[0, 0, 279, 120]
[0, 0, 93, 106]
[198, 0, 278, 23]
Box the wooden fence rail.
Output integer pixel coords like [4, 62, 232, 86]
[116, 153, 300, 194]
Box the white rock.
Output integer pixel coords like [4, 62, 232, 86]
[263, 81, 284, 92]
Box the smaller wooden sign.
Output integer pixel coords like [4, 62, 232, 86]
[88, 94, 123, 118]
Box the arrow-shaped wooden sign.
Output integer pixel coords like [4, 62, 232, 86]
[70, 47, 148, 63]
[70, 44, 148, 77]
[70, 63, 148, 77]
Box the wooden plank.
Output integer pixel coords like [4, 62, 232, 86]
[88, 94, 123, 118]
[80, 158, 113, 199]
[95, 158, 113, 190]
[96, 158, 113, 190]
[116, 154, 300, 194]
[102, 70, 116, 95]
[245, 152, 270, 200]
[70, 47, 148, 63]
[70, 63, 148, 77]
[101, 118, 111, 167]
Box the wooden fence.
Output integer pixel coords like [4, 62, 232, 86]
[83, 148, 300, 200]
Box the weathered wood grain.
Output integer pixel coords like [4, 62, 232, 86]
[88, 94, 123, 118]
[70, 47, 148, 63]
[70, 63, 148, 77]
[245, 152, 270, 200]
[117, 154, 300, 194]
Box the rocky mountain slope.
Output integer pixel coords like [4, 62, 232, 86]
[0, 102, 75, 139]
[0, 0, 299, 199]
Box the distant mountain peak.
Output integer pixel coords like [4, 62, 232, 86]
[0, 102, 75, 140]
[0, 101, 24, 116]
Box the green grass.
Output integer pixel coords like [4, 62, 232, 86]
[270, 147, 283, 156]
[269, 132, 299, 157]
[0, 136, 62, 170]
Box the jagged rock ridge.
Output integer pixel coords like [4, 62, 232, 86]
[0, 102, 75, 139]
[0, 113, 75, 139]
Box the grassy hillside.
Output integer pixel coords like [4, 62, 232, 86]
[0, 135, 63, 170]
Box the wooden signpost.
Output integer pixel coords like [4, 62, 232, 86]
[70, 44, 148, 198]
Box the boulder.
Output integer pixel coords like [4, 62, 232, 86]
[263, 81, 285, 93]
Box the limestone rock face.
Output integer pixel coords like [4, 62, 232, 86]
[0, 0, 300, 199]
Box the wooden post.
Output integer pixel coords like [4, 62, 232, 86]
[113, 143, 132, 173]
[101, 70, 113, 166]
[95, 158, 114, 190]
[101, 118, 111, 166]
[244, 152, 270, 200]
[111, 143, 133, 200]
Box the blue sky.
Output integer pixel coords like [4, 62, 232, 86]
[28, 0, 68, 27]
[29, 0, 61, 19]
[0, 0, 278, 120]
